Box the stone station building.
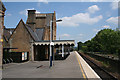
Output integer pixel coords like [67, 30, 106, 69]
[3, 9, 75, 61]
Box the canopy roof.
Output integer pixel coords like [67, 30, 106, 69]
[32, 40, 75, 46]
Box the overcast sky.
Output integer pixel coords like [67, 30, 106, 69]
[3, 2, 119, 46]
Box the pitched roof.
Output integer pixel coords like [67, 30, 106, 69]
[8, 19, 24, 41]
[3, 27, 15, 42]
[26, 13, 54, 41]
[25, 12, 55, 41]
[6, 28, 15, 33]
[35, 28, 44, 41]
[0, 1, 6, 11]
[25, 25, 45, 41]
[25, 25, 39, 41]
[7, 19, 45, 42]
[21, 19, 44, 41]
[3, 28, 10, 42]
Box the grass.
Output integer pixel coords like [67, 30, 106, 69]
[101, 61, 109, 68]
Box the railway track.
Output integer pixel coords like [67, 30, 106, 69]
[78, 52, 118, 80]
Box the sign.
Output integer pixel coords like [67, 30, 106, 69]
[22, 52, 27, 61]
[50, 42, 54, 46]
[22, 52, 25, 61]
[24, 52, 27, 60]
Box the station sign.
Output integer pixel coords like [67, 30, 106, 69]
[22, 52, 27, 61]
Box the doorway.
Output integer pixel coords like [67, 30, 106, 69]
[34, 45, 46, 61]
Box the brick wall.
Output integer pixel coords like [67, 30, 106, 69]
[0, 2, 6, 69]
[10, 20, 31, 55]
[0, 6, 3, 69]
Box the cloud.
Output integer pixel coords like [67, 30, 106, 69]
[38, 0, 48, 4]
[93, 29, 100, 32]
[78, 34, 84, 36]
[89, 0, 104, 2]
[105, 12, 111, 17]
[37, 0, 48, 7]
[102, 25, 110, 28]
[106, 17, 118, 24]
[19, 8, 40, 16]
[111, 2, 118, 10]
[2, 0, 119, 2]
[36, 10, 41, 13]
[57, 33, 85, 46]
[90, 0, 99, 2]
[58, 13, 103, 27]
[19, 8, 34, 16]
[58, 5, 102, 27]
[111, 0, 120, 10]
[6, 13, 12, 16]
[88, 5, 100, 13]
[60, 34, 70, 37]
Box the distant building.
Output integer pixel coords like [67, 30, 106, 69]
[3, 10, 74, 61]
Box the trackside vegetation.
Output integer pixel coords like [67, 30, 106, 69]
[78, 29, 120, 59]
[77, 29, 120, 79]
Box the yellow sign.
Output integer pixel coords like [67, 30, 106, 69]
[0, 39, 3, 42]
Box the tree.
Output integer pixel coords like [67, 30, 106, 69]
[91, 29, 117, 54]
[77, 41, 83, 51]
[78, 29, 120, 54]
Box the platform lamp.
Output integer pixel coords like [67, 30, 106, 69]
[49, 19, 62, 67]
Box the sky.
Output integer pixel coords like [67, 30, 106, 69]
[3, 2, 119, 46]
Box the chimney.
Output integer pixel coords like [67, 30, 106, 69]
[26, 10, 36, 31]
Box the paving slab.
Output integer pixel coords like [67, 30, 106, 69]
[2, 52, 82, 78]
[2, 51, 101, 80]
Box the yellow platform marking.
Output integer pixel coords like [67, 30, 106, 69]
[75, 53, 87, 80]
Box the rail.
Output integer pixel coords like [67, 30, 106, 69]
[78, 52, 118, 80]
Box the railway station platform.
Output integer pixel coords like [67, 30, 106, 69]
[2, 51, 101, 79]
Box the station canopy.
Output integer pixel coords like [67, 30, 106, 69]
[32, 40, 75, 46]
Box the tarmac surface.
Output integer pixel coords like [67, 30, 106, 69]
[2, 51, 101, 79]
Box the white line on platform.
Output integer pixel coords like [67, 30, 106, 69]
[75, 51, 101, 79]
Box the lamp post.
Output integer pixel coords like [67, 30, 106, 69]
[50, 19, 62, 67]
